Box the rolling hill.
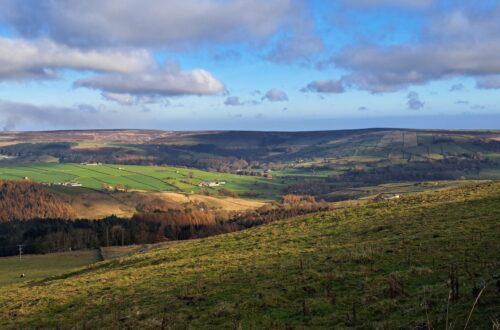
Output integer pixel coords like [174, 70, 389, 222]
[1, 129, 499, 170]
[1, 128, 500, 202]
[1, 181, 498, 329]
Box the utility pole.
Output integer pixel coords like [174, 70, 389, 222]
[16, 244, 24, 260]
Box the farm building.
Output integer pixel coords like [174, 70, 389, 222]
[198, 181, 226, 187]
[62, 182, 83, 187]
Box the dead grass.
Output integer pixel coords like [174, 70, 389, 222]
[53, 188, 265, 219]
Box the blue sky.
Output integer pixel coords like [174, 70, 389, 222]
[0, 0, 499, 131]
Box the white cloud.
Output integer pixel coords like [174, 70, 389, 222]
[0, 36, 225, 99]
[328, 5, 500, 92]
[101, 92, 135, 106]
[336, 41, 500, 92]
[0, 37, 152, 81]
[0, 0, 297, 48]
[101, 92, 168, 106]
[75, 64, 224, 98]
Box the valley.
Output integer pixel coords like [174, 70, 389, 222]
[0, 181, 499, 328]
[0, 129, 499, 328]
[2, 2, 500, 328]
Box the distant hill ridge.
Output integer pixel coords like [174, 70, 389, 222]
[1, 128, 499, 170]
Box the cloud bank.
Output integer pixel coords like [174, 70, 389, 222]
[75, 64, 224, 99]
[320, 5, 500, 93]
[0, 0, 297, 48]
[0, 37, 151, 81]
[0, 100, 100, 130]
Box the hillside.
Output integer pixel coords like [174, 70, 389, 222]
[59, 189, 264, 219]
[0, 163, 272, 219]
[0, 251, 100, 287]
[0, 181, 75, 221]
[0, 163, 281, 199]
[1, 182, 499, 329]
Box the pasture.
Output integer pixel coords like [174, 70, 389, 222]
[0, 250, 100, 287]
[0, 163, 283, 199]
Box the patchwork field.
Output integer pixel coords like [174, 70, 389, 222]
[1, 129, 500, 203]
[0, 163, 283, 199]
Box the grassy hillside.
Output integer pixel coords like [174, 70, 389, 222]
[0, 182, 499, 328]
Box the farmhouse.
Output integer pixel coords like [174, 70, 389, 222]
[198, 181, 226, 187]
[62, 182, 83, 187]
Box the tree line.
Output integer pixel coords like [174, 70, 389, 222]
[0, 195, 331, 257]
[0, 180, 75, 221]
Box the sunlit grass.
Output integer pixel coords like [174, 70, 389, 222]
[0, 163, 284, 199]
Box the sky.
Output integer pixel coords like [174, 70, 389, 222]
[0, 0, 499, 131]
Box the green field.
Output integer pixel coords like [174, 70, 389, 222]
[0, 250, 100, 286]
[0, 163, 284, 199]
[1, 182, 498, 329]
[1, 129, 500, 202]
